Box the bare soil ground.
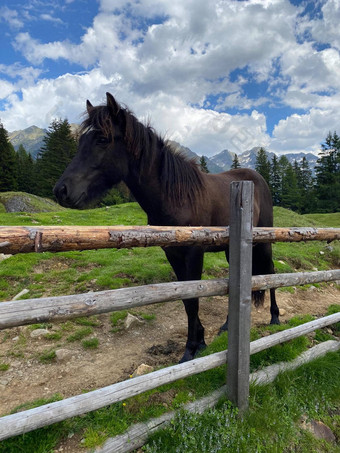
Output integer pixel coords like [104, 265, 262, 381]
[0, 285, 339, 452]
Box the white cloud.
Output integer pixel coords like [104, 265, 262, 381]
[40, 13, 64, 25]
[1, 0, 340, 156]
[0, 69, 120, 131]
[139, 97, 269, 155]
[0, 80, 15, 99]
[0, 6, 24, 29]
[272, 107, 340, 154]
[305, 0, 340, 51]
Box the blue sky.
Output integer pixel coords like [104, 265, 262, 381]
[1, 0, 340, 156]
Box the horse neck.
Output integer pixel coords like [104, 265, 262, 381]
[124, 148, 169, 224]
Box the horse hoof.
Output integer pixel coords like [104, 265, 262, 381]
[179, 342, 206, 363]
[218, 323, 228, 335]
[179, 351, 194, 363]
[270, 317, 280, 325]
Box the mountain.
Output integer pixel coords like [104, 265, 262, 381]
[9, 126, 46, 159]
[238, 147, 276, 169]
[208, 147, 318, 174]
[8, 124, 79, 159]
[210, 149, 235, 171]
[168, 140, 199, 161]
[8, 126, 318, 173]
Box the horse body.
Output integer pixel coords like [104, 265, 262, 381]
[54, 93, 279, 363]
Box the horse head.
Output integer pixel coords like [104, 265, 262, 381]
[54, 93, 129, 208]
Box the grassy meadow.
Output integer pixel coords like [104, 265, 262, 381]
[0, 203, 339, 452]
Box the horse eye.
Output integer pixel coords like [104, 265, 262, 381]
[96, 136, 109, 145]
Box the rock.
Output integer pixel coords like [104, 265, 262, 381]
[0, 192, 64, 213]
[0, 253, 12, 262]
[300, 417, 336, 443]
[30, 328, 49, 338]
[12, 289, 29, 300]
[55, 349, 73, 362]
[132, 364, 154, 377]
[307, 285, 317, 292]
[279, 308, 286, 316]
[124, 313, 143, 330]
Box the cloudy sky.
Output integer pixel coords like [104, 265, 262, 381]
[1, 0, 340, 156]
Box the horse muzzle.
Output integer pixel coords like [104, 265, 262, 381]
[53, 181, 86, 208]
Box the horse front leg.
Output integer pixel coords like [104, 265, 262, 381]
[181, 297, 206, 362]
[164, 246, 206, 363]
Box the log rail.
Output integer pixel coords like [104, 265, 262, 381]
[0, 225, 339, 254]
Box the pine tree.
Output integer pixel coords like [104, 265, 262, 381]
[16, 144, 35, 194]
[297, 157, 315, 213]
[35, 119, 77, 198]
[270, 154, 281, 206]
[315, 131, 340, 212]
[280, 157, 299, 211]
[0, 121, 17, 191]
[199, 156, 209, 173]
[231, 154, 241, 169]
[255, 147, 271, 186]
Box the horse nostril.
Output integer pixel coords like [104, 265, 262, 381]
[55, 183, 68, 201]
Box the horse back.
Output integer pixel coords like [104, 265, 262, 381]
[204, 168, 273, 228]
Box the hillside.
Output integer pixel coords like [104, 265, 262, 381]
[0, 192, 65, 213]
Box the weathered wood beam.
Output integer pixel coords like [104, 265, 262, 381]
[227, 181, 253, 412]
[1, 269, 340, 330]
[0, 313, 339, 441]
[0, 225, 339, 255]
[94, 340, 340, 453]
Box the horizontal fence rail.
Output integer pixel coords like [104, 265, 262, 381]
[1, 269, 340, 330]
[0, 312, 339, 441]
[0, 225, 340, 254]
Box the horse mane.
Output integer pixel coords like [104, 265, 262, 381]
[81, 104, 206, 209]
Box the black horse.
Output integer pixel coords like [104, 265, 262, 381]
[54, 93, 279, 363]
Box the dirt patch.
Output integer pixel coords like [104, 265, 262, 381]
[0, 285, 339, 451]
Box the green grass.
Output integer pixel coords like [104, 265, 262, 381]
[0, 202, 146, 226]
[66, 326, 93, 342]
[82, 338, 99, 349]
[0, 363, 10, 371]
[38, 349, 56, 363]
[110, 310, 128, 327]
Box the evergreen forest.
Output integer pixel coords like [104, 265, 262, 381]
[0, 118, 339, 213]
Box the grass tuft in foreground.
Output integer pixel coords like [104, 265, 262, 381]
[143, 350, 340, 453]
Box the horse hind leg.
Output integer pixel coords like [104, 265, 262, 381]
[218, 249, 229, 334]
[219, 244, 280, 332]
[252, 243, 280, 325]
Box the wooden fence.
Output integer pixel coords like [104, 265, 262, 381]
[0, 181, 339, 447]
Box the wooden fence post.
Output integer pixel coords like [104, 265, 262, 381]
[227, 181, 254, 413]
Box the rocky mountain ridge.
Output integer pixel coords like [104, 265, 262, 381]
[9, 126, 318, 173]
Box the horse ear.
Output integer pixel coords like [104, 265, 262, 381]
[106, 92, 120, 116]
[86, 100, 94, 114]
